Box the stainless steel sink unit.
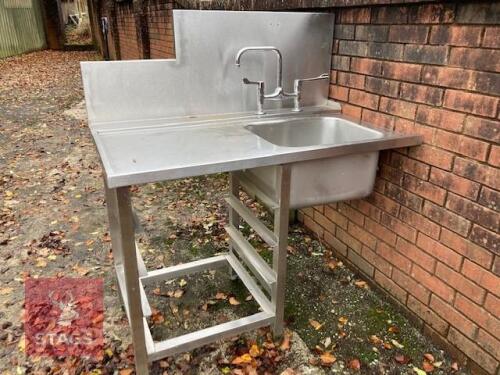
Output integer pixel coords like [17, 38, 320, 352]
[242, 116, 384, 208]
[81, 10, 421, 374]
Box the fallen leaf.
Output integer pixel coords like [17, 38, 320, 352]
[151, 309, 165, 324]
[249, 344, 261, 357]
[167, 289, 184, 298]
[348, 358, 361, 371]
[119, 370, 133, 375]
[394, 354, 410, 364]
[229, 297, 240, 305]
[280, 333, 291, 351]
[354, 280, 368, 289]
[369, 335, 382, 345]
[322, 336, 331, 349]
[178, 279, 187, 287]
[422, 361, 434, 373]
[413, 367, 426, 375]
[338, 316, 348, 325]
[320, 352, 336, 366]
[280, 369, 299, 375]
[433, 361, 443, 368]
[451, 362, 459, 372]
[391, 339, 404, 349]
[383, 342, 393, 350]
[423, 353, 435, 363]
[309, 319, 323, 330]
[35, 258, 47, 268]
[215, 292, 227, 300]
[388, 325, 400, 334]
[327, 260, 338, 270]
[232, 353, 252, 365]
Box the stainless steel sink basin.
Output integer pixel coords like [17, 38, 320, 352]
[245, 117, 383, 147]
[240, 116, 384, 209]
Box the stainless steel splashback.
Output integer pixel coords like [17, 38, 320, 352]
[81, 10, 334, 127]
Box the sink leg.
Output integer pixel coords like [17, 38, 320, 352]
[107, 186, 150, 375]
[272, 165, 291, 337]
[228, 173, 240, 281]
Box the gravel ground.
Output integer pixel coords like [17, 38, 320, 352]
[0, 51, 466, 375]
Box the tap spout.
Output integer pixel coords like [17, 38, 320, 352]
[235, 46, 283, 90]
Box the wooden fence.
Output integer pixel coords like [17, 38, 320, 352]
[0, 0, 46, 58]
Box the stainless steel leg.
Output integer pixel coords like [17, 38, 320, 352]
[229, 173, 240, 280]
[112, 186, 149, 374]
[272, 165, 291, 337]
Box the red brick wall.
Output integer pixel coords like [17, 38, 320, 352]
[116, 1, 141, 60]
[147, 0, 176, 59]
[300, 2, 499, 373]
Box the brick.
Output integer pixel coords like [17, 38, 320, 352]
[385, 182, 423, 211]
[448, 328, 498, 374]
[348, 248, 375, 277]
[417, 233, 462, 271]
[429, 168, 480, 200]
[381, 61, 421, 83]
[380, 212, 417, 243]
[462, 260, 500, 297]
[365, 77, 399, 97]
[367, 191, 400, 216]
[400, 83, 443, 106]
[380, 165, 404, 185]
[325, 205, 348, 230]
[372, 6, 408, 24]
[348, 222, 377, 250]
[441, 229, 492, 269]
[332, 55, 350, 71]
[324, 231, 347, 257]
[361, 109, 394, 131]
[450, 47, 500, 73]
[423, 201, 470, 237]
[336, 227, 361, 253]
[337, 72, 365, 89]
[341, 104, 362, 121]
[409, 3, 455, 24]
[303, 215, 324, 238]
[429, 26, 482, 47]
[482, 27, 500, 48]
[403, 175, 446, 205]
[397, 236, 436, 271]
[338, 202, 364, 226]
[340, 7, 371, 24]
[407, 295, 448, 334]
[455, 294, 500, 337]
[391, 153, 429, 180]
[350, 57, 382, 76]
[374, 270, 407, 303]
[453, 157, 500, 190]
[434, 129, 490, 161]
[365, 217, 397, 247]
[404, 45, 448, 65]
[394, 118, 434, 144]
[477, 329, 500, 362]
[349, 89, 379, 110]
[436, 263, 486, 304]
[430, 295, 477, 338]
[422, 66, 500, 96]
[377, 241, 411, 274]
[412, 265, 454, 302]
[456, 2, 500, 25]
[367, 42, 404, 61]
[393, 268, 431, 304]
[329, 85, 349, 101]
[388, 25, 428, 44]
[400, 206, 441, 240]
[444, 90, 498, 118]
[352, 200, 381, 222]
[484, 293, 500, 317]
[469, 225, 499, 257]
[334, 24, 355, 40]
[379, 98, 417, 120]
[362, 245, 392, 276]
[446, 193, 499, 232]
[313, 211, 334, 234]
[478, 186, 499, 213]
[489, 145, 500, 167]
[355, 25, 388, 42]
[339, 40, 368, 57]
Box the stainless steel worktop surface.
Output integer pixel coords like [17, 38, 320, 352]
[93, 107, 422, 188]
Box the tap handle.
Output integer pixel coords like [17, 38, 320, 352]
[294, 73, 329, 91]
